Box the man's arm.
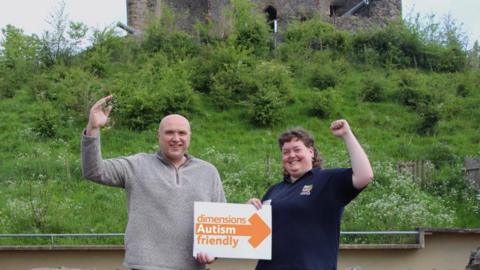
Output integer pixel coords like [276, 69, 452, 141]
[330, 120, 373, 189]
[212, 169, 226, 203]
[81, 95, 127, 187]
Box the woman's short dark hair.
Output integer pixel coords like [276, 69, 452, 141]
[278, 127, 323, 175]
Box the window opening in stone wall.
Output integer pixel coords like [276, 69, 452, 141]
[330, 5, 339, 17]
[264, 6, 278, 32]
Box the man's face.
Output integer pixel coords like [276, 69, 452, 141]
[158, 115, 191, 164]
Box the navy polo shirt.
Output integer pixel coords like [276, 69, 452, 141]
[256, 167, 361, 270]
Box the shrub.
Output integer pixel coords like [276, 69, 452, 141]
[351, 24, 411, 67]
[0, 25, 42, 97]
[351, 18, 468, 71]
[395, 85, 420, 108]
[32, 102, 60, 138]
[308, 65, 338, 90]
[394, 71, 435, 110]
[89, 26, 131, 64]
[247, 86, 286, 127]
[28, 73, 53, 100]
[228, 0, 271, 56]
[210, 60, 292, 110]
[39, 66, 105, 119]
[307, 88, 340, 118]
[143, 28, 197, 60]
[416, 104, 441, 135]
[395, 85, 436, 110]
[253, 61, 293, 101]
[243, 61, 293, 126]
[421, 163, 471, 200]
[113, 64, 198, 130]
[190, 44, 254, 93]
[211, 64, 255, 109]
[342, 162, 456, 230]
[456, 83, 469, 97]
[350, 31, 382, 66]
[284, 17, 349, 53]
[115, 90, 166, 131]
[161, 68, 198, 116]
[234, 23, 270, 55]
[83, 45, 111, 78]
[0, 70, 21, 98]
[193, 19, 223, 45]
[424, 142, 457, 169]
[109, 66, 164, 130]
[360, 78, 386, 102]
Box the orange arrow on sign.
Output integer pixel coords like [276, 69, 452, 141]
[195, 213, 271, 248]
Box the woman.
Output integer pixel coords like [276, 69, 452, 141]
[249, 119, 373, 270]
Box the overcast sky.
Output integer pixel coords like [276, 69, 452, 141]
[0, 0, 479, 47]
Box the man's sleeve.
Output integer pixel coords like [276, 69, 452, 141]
[212, 168, 226, 203]
[81, 133, 130, 188]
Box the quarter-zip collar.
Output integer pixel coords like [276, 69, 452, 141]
[156, 150, 192, 185]
[156, 150, 191, 166]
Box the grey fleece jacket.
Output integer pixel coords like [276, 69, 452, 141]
[81, 134, 226, 270]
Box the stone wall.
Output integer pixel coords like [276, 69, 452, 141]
[126, 0, 160, 30]
[330, 0, 401, 31]
[251, 0, 327, 31]
[125, 0, 402, 33]
[162, 0, 209, 31]
[370, 0, 401, 20]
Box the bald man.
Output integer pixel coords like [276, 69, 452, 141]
[81, 96, 225, 270]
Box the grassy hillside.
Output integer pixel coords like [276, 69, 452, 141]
[0, 1, 479, 242]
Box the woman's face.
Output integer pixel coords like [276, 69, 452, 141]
[281, 138, 314, 180]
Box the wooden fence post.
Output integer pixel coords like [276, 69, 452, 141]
[464, 157, 480, 191]
[396, 160, 433, 185]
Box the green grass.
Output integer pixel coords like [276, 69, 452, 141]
[1, 16, 479, 241]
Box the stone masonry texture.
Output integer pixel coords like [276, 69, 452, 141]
[125, 0, 401, 33]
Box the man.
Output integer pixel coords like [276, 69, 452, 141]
[81, 95, 225, 270]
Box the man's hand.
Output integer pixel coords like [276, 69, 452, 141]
[86, 95, 113, 137]
[195, 252, 216, 265]
[247, 198, 263, 210]
[330, 119, 352, 138]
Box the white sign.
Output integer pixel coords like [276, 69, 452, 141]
[193, 202, 272, 260]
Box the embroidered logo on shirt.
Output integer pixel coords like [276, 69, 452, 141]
[300, 184, 313, 195]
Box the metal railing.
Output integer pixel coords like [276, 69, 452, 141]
[342, 231, 419, 235]
[0, 233, 125, 246]
[0, 231, 422, 247]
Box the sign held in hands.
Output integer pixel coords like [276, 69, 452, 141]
[193, 202, 272, 260]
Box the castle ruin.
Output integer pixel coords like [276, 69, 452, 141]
[125, 0, 402, 34]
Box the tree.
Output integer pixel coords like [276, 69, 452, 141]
[40, 1, 88, 66]
[0, 25, 42, 97]
[468, 40, 480, 69]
